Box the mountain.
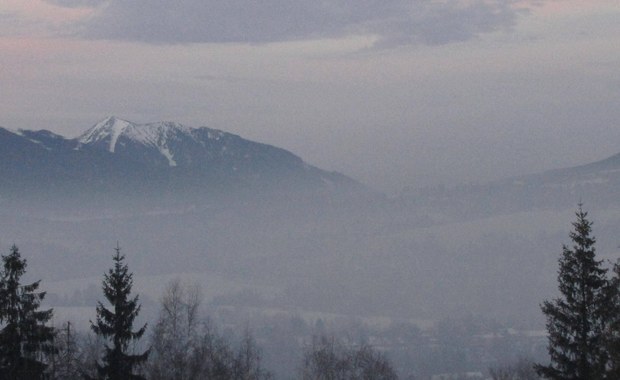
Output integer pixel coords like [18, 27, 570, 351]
[399, 149, 620, 219]
[76, 117, 311, 175]
[0, 117, 360, 208]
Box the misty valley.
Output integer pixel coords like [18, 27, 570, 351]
[3, 118, 620, 379]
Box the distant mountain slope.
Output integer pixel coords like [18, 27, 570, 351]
[399, 150, 620, 218]
[0, 117, 361, 207]
[75, 117, 309, 175]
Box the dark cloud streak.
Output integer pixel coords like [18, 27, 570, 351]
[48, 0, 526, 47]
[372, 1, 524, 47]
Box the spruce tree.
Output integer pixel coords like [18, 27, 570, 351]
[535, 206, 610, 380]
[604, 260, 620, 378]
[0, 245, 54, 379]
[90, 244, 148, 380]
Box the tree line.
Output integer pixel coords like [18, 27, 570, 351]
[4, 204, 619, 379]
[0, 243, 396, 379]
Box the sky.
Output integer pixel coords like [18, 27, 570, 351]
[1, 0, 620, 194]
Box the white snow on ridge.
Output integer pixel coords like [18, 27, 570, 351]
[79, 118, 193, 166]
[10, 129, 52, 150]
[77, 116, 131, 153]
[77, 117, 229, 166]
[122, 122, 191, 167]
[123, 122, 191, 147]
[207, 130, 224, 140]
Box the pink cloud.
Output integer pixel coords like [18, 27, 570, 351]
[2, 0, 92, 28]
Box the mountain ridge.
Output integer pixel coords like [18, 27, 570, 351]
[0, 117, 362, 208]
[398, 147, 620, 219]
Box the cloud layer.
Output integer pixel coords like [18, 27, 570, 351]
[49, 0, 524, 46]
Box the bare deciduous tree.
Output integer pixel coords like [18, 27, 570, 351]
[233, 327, 272, 380]
[490, 358, 540, 380]
[148, 279, 271, 380]
[148, 279, 203, 380]
[301, 335, 397, 380]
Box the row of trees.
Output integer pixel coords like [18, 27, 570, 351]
[149, 280, 398, 380]
[0, 244, 149, 379]
[301, 336, 397, 380]
[0, 243, 397, 379]
[7, 204, 620, 379]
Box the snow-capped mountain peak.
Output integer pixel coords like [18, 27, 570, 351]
[75, 117, 254, 168]
[77, 117, 202, 166]
[69, 117, 353, 189]
[77, 116, 132, 153]
[0, 117, 360, 201]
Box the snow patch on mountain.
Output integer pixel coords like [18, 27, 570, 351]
[159, 146, 177, 167]
[207, 130, 223, 140]
[123, 121, 192, 148]
[77, 116, 131, 153]
[11, 128, 24, 137]
[76, 117, 229, 167]
[108, 120, 130, 153]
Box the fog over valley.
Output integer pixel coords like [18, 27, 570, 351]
[2, 1, 620, 378]
[4, 116, 620, 377]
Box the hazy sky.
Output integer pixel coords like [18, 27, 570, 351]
[1, 1, 620, 193]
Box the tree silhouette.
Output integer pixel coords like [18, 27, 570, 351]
[90, 244, 148, 380]
[0, 245, 54, 379]
[535, 206, 610, 380]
